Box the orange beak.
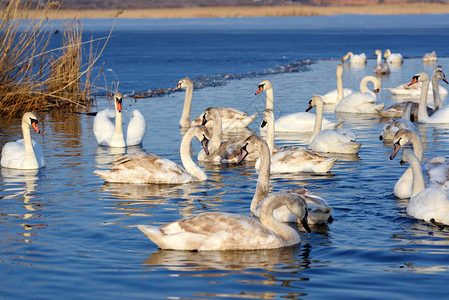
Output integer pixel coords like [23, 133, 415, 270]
[255, 86, 264, 95]
[374, 88, 380, 94]
[116, 100, 122, 113]
[31, 122, 40, 134]
[408, 77, 418, 87]
[173, 83, 182, 91]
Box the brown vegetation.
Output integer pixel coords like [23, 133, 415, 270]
[41, 3, 449, 19]
[0, 0, 112, 120]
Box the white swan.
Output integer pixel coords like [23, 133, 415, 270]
[320, 64, 354, 104]
[94, 125, 210, 184]
[379, 102, 417, 142]
[174, 77, 257, 130]
[423, 51, 437, 63]
[137, 192, 311, 251]
[394, 148, 449, 226]
[384, 49, 403, 65]
[198, 107, 256, 163]
[255, 109, 337, 173]
[342, 51, 367, 65]
[1, 112, 45, 170]
[93, 93, 146, 147]
[307, 96, 361, 155]
[373, 49, 390, 75]
[389, 129, 449, 198]
[410, 72, 449, 123]
[334, 75, 384, 114]
[385, 65, 448, 99]
[238, 135, 332, 225]
[256, 79, 341, 132]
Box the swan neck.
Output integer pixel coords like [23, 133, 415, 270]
[360, 76, 375, 93]
[310, 101, 323, 141]
[410, 134, 424, 161]
[250, 142, 271, 212]
[22, 121, 37, 165]
[408, 153, 426, 197]
[376, 52, 382, 65]
[180, 83, 193, 127]
[209, 110, 222, 152]
[418, 79, 430, 122]
[432, 73, 442, 110]
[110, 110, 125, 147]
[266, 116, 275, 156]
[180, 130, 207, 181]
[259, 197, 299, 244]
[336, 68, 344, 101]
[265, 88, 274, 110]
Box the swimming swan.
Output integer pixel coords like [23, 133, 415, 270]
[238, 135, 332, 225]
[256, 79, 341, 132]
[308, 96, 361, 155]
[384, 49, 403, 65]
[379, 102, 417, 143]
[334, 76, 384, 114]
[175, 77, 257, 130]
[342, 51, 367, 65]
[373, 49, 390, 75]
[93, 92, 146, 147]
[256, 108, 337, 173]
[199, 107, 256, 163]
[410, 72, 449, 123]
[392, 148, 449, 226]
[320, 64, 354, 104]
[423, 51, 437, 63]
[94, 125, 210, 184]
[1, 112, 45, 169]
[138, 192, 310, 251]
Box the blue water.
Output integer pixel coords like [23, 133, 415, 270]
[2, 14, 449, 299]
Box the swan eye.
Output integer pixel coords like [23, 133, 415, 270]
[30, 118, 38, 125]
[258, 84, 264, 89]
[412, 75, 420, 81]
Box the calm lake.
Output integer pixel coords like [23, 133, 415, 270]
[2, 14, 449, 299]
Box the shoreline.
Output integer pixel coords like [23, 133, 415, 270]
[44, 3, 449, 19]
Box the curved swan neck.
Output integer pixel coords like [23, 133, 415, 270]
[336, 65, 344, 101]
[360, 76, 377, 93]
[22, 120, 37, 166]
[265, 87, 274, 110]
[180, 129, 207, 181]
[401, 102, 414, 120]
[259, 197, 300, 244]
[209, 109, 222, 152]
[180, 81, 194, 127]
[310, 100, 323, 141]
[406, 151, 426, 197]
[432, 72, 442, 110]
[250, 141, 271, 212]
[418, 78, 430, 122]
[409, 133, 424, 161]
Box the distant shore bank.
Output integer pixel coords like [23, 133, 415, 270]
[45, 3, 449, 19]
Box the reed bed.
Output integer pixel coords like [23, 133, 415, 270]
[0, 0, 111, 120]
[41, 3, 449, 19]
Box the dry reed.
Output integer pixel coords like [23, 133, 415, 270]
[39, 3, 449, 19]
[0, 0, 112, 120]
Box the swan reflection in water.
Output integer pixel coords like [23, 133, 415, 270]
[94, 144, 146, 167]
[1, 168, 45, 243]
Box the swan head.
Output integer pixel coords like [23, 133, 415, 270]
[201, 107, 219, 126]
[263, 193, 312, 233]
[341, 52, 352, 62]
[434, 66, 448, 84]
[188, 125, 211, 156]
[173, 77, 192, 91]
[374, 49, 382, 56]
[260, 109, 274, 128]
[398, 148, 415, 166]
[255, 80, 272, 95]
[306, 95, 324, 112]
[237, 135, 266, 164]
[22, 112, 40, 134]
[114, 93, 123, 113]
[408, 72, 429, 86]
[384, 49, 391, 58]
[390, 129, 416, 160]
